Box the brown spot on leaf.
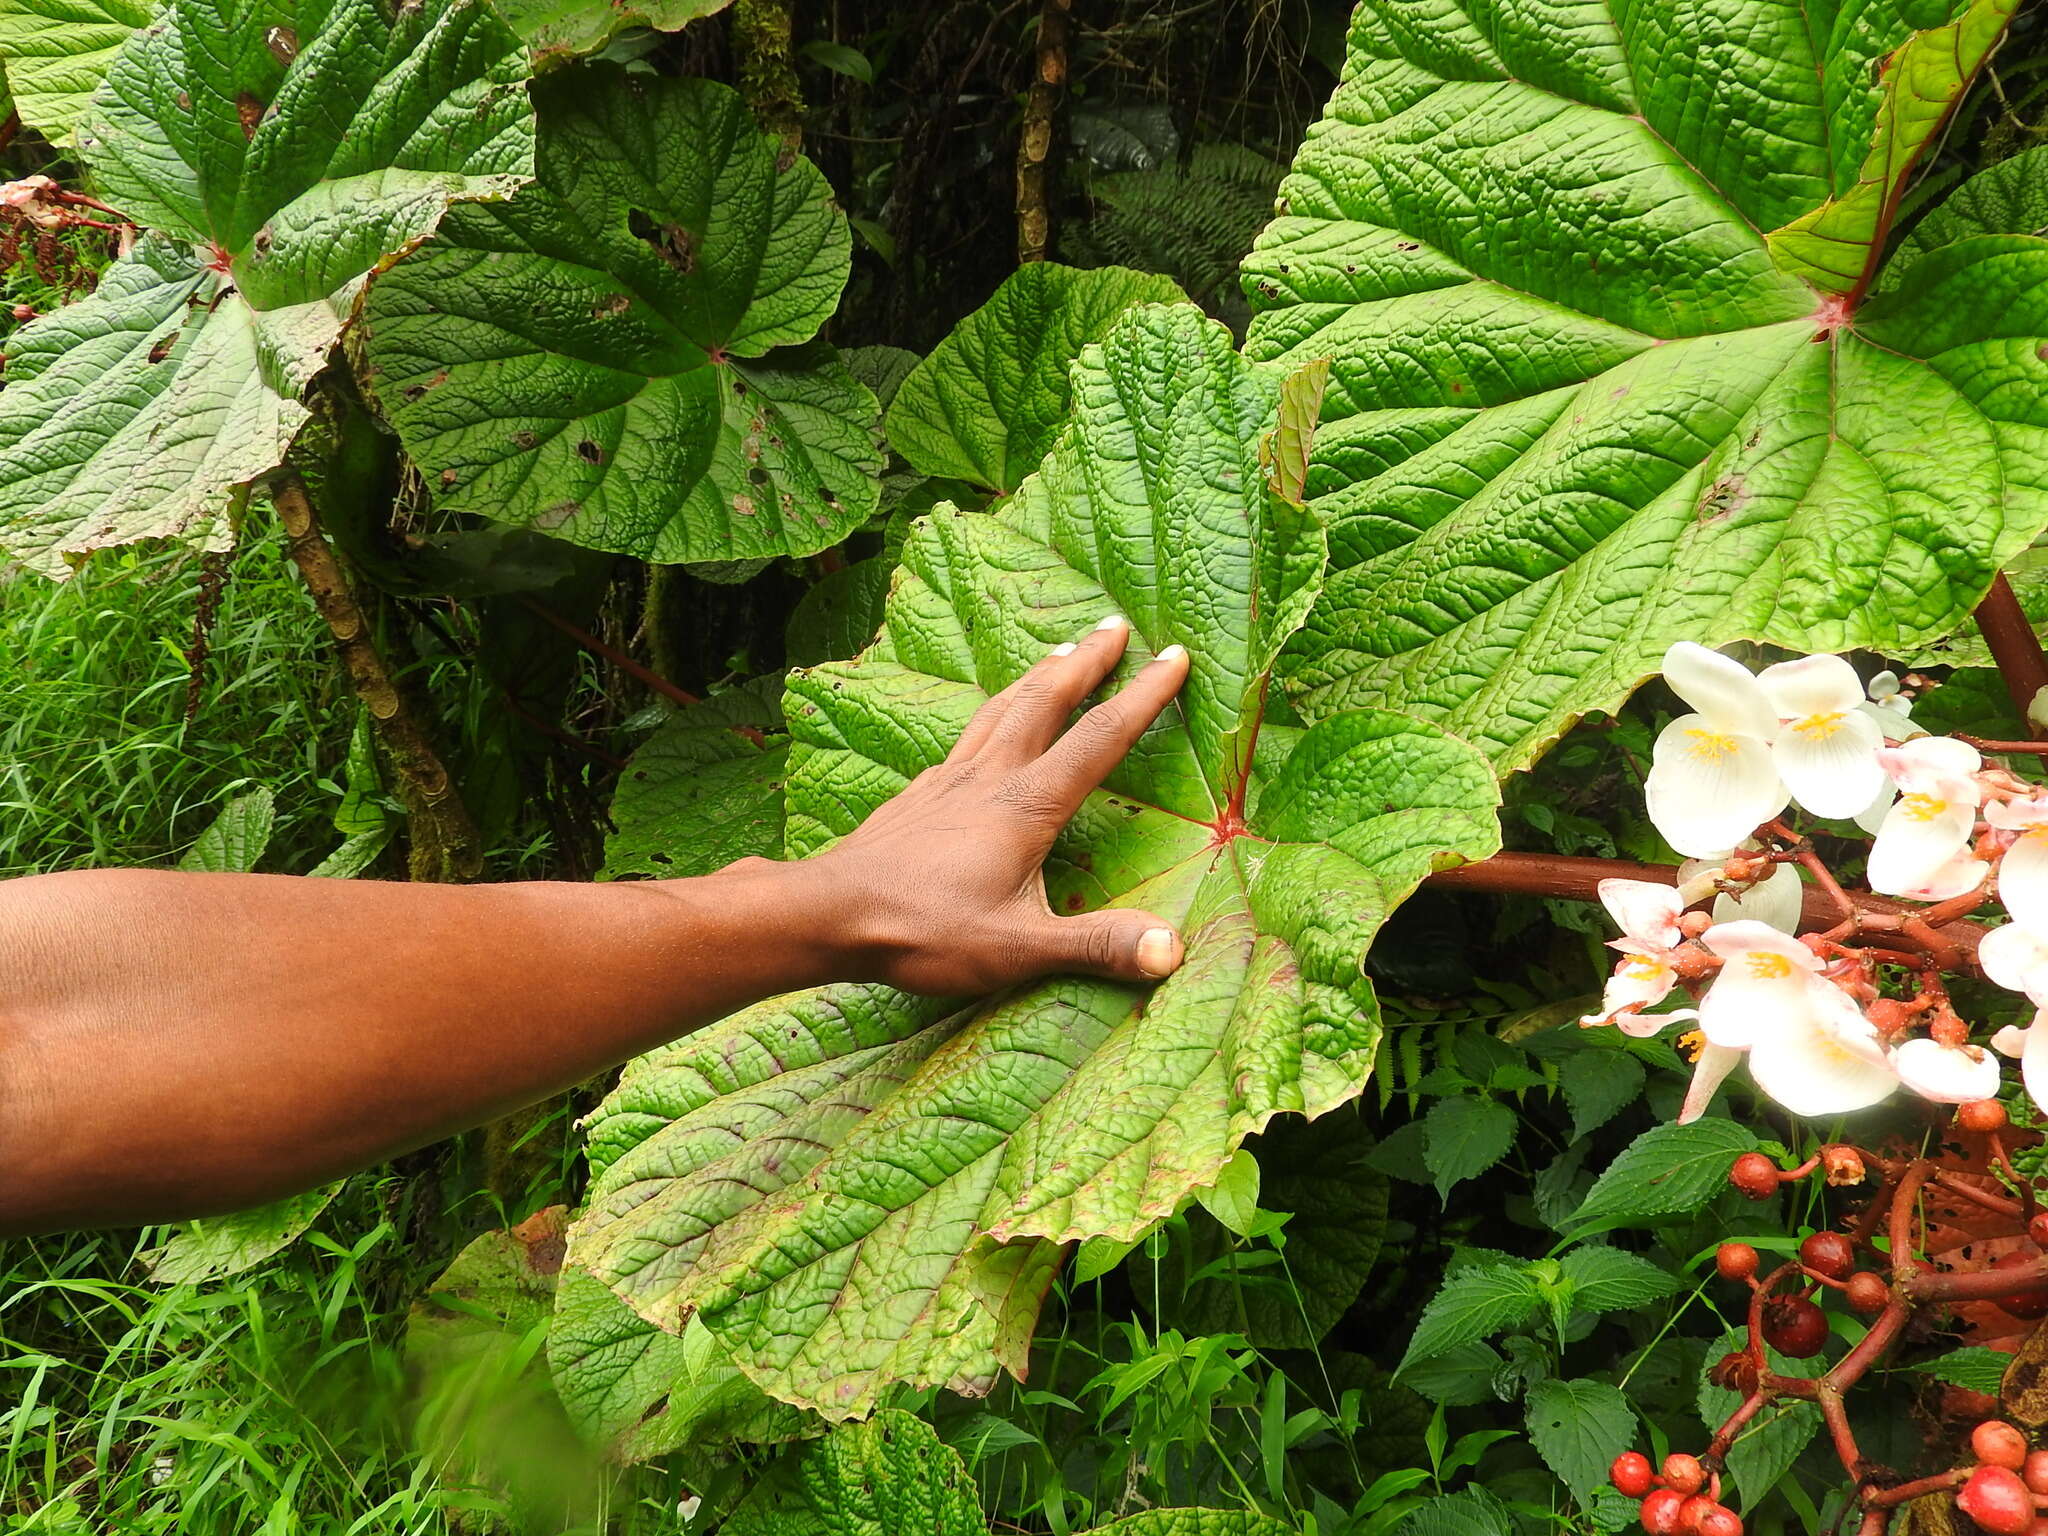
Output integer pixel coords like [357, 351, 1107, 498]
[512, 429, 539, 449]
[627, 208, 697, 273]
[576, 439, 604, 464]
[537, 501, 579, 529]
[147, 335, 175, 363]
[1696, 475, 1749, 525]
[439, 468, 458, 488]
[236, 91, 264, 139]
[265, 25, 297, 64]
[591, 292, 630, 319]
[733, 494, 757, 517]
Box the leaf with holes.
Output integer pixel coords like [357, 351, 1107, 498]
[0, 0, 532, 578]
[1244, 0, 2048, 770]
[603, 681, 789, 882]
[0, 0, 149, 142]
[564, 303, 1501, 1419]
[360, 67, 879, 565]
[494, 0, 730, 64]
[885, 262, 1185, 493]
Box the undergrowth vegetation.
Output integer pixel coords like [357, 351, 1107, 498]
[0, 0, 2046, 1533]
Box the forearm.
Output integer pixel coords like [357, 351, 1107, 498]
[0, 862, 859, 1235]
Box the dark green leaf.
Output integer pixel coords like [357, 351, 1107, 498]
[1526, 1378, 1637, 1508]
[1423, 1096, 1516, 1199]
[1570, 1119, 1761, 1231]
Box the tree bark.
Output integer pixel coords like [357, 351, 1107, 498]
[273, 475, 482, 884]
[733, 0, 804, 146]
[1015, 0, 1071, 263]
[1974, 571, 2048, 737]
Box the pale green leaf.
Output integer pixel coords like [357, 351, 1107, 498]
[1569, 1119, 1760, 1232]
[145, 1183, 340, 1284]
[0, 0, 149, 142]
[1394, 1487, 1514, 1536]
[1246, 0, 2048, 772]
[603, 684, 789, 882]
[1082, 1512, 1294, 1536]
[177, 787, 276, 874]
[496, 0, 730, 61]
[1525, 1378, 1637, 1508]
[361, 69, 877, 565]
[567, 304, 1501, 1419]
[886, 263, 1185, 492]
[1889, 144, 2048, 281]
[1196, 1149, 1262, 1237]
[0, 0, 532, 578]
[1909, 1345, 2014, 1394]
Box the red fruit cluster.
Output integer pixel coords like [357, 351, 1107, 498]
[1954, 1422, 2048, 1534]
[1728, 1153, 1779, 1201]
[1609, 1453, 1743, 1535]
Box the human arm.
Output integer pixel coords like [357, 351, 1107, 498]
[0, 619, 1187, 1236]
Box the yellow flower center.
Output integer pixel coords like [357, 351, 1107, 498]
[1676, 1029, 1706, 1063]
[1684, 729, 1739, 762]
[1746, 952, 1795, 980]
[1792, 711, 1845, 740]
[1621, 953, 1666, 980]
[1901, 792, 1949, 822]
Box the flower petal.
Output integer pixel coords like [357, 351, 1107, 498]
[1773, 705, 1885, 819]
[1979, 921, 2048, 1004]
[1746, 986, 1899, 1118]
[1646, 717, 1787, 858]
[1854, 782, 1896, 836]
[1700, 920, 1822, 970]
[1867, 795, 1976, 896]
[1695, 925, 1821, 1050]
[2003, 827, 2048, 933]
[1713, 861, 1804, 933]
[1988, 794, 2048, 832]
[1994, 1024, 2029, 1058]
[1891, 1038, 2003, 1103]
[1661, 642, 1780, 739]
[1596, 878, 1684, 950]
[1887, 852, 1990, 903]
[1875, 736, 1983, 803]
[1586, 953, 1677, 1024]
[2023, 1014, 2048, 1121]
[1867, 670, 1901, 703]
[1758, 653, 1865, 720]
[1678, 1042, 1744, 1124]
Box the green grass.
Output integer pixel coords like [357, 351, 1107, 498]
[0, 533, 352, 877]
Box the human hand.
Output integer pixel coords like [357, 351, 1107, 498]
[796, 614, 1191, 995]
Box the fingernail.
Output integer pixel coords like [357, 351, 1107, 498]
[1136, 927, 1178, 978]
[1050, 642, 1076, 656]
[1156, 644, 1187, 663]
[1094, 612, 1127, 632]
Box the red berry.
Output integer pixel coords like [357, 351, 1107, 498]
[1845, 1272, 1889, 1314]
[1716, 1242, 1759, 1283]
[1762, 1296, 1829, 1359]
[1992, 1252, 2048, 1320]
[1662, 1453, 1706, 1496]
[2024, 1448, 2048, 1495]
[1695, 1508, 1743, 1536]
[1729, 1153, 1779, 1200]
[1962, 1099, 2011, 1134]
[1959, 1463, 2036, 1535]
[2029, 1211, 2048, 1250]
[1611, 1451, 1655, 1499]
[1799, 1230, 1855, 1280]
[1675, 1496, 1718, 1533]
[1975, 1419, 2030, 1471]
[1640, 1489, 1688, 1535]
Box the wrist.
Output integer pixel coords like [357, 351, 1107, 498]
[696, 852, 895, 989]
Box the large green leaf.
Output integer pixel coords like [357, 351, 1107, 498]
[143, 1183, 340, 1284]
[727, 1411, 984, 1536]
[885, 263, 1186, 493]
[0, 0, 532, 578]
[603, 681, 790, 882]
[565, 303, 1501, 1419]
[0, 0, 149, 142]
[1245, 0, 2048, 771]
[360, 68, 879, 565]
[1888, 144, 2048, 279]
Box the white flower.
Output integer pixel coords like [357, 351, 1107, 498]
[1679, 846, 1803, 933]
[1891, 1037, 2002, 1103]
[1859, 670, 1919, 732]
[1980, 919, 2048, 1005]
[1678, 1038, 1743, 1125]
[1994, 1014, 2048, 1120]
[1582, 878, 1685, 1034]
[1989, 794, 2048, 934]
[1695, 921, 1897, 1118]
[1755, 654, 1888, 817]
[1865, 737, 1987, 898]
[1646, 644, 1789, 857]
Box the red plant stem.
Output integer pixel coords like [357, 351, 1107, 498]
[1975, 573, 2048, 736]
[1909, 1257, 2048, 1304]
[0, 111, 18, 156]
[1765, 820, 1856, 919]
[1959, 736, 2048, 756]
[1925, 1171, 2024, 1219]
[1865, 1468, 1969, 1508]
[516, 596, 703, 709]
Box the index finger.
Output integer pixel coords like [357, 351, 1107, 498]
[1021, 644, 1189, 813]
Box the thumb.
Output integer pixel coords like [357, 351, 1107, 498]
[1034, 907, 1184, 984]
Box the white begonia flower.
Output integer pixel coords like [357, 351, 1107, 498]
[1755, 654, 1888, 818]
[1679, 848, 1804, 933]
[1993, 1013, 2048, 1120]
[1695, 921, 1897, 1117]
[1645, 643, 1788, 858]
[1582, 878, 1685, 1033]
[1989, 794, 2048, 934]
[1979, 919, 2048, 1005]
[1678, 1037, 1743, 1125]
[1891, 1037, 2003, 1103]
[1859, 670, 1921, 734]
[1865, 736, 1986, 897]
